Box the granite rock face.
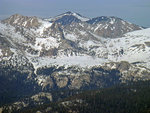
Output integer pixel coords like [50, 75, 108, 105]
[2, 14, 40, 28]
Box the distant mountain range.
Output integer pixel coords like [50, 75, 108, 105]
[0, 12, 150, 113]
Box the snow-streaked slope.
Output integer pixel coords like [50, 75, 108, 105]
[0, 13, 150, 72]
[64, 33, 78, 42]
[125, 28, 150, 37]
[25, 28, 150, 71]
[50, 11, 89, 24]
[0, 22, 27, 44]
[105, 28, 150, 68]
[26, 28, 149, 70]
[87, 16, 143, 38]
[34, 37, 60, 51]
[36, 19, 53, 35]
[0, 49, 2, 56]
[72, 13, 89, 21]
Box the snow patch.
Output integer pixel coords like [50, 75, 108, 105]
[79, 40, 101, 49]
[30, 55, 108, 71]
[105, 28, 150, 68]
[65, 33, 78, 41]
[94, 24, 102, 32]
[13, 18, 20, 24]
[121, 20, 126, 25]
[0, 49, 2, 56]
[110, 18, 115, 24]
[52, 12, 89, 22]
[104, 24, 109, 29]
[80, 31, 86, 35]
[72, 13, 89, 21]
[0, 22, 27, 43]
[35, 37, 60, 50]
[36, 19, 52, 35]
[125, 28, 150, 37]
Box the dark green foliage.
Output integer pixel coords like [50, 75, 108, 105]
[36, 66, 56, 75]
[21, 81, 150, 113]
[36, 66, 64, 75]
[0, 65, 39, 106]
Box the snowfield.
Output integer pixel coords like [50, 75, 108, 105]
[36, 19, 53, 35]
[34, 37, 60, 50]
[29, 55, 108, 71]
[0, 14, 150, 72]
[26, 27, 150, 72]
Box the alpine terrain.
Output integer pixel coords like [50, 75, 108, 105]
[0, 12, 150, 112]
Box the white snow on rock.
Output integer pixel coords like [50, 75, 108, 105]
[110, 18, 115, 24]
[51, 12, 89, 22]
[79, 40, 100, 49]
[0, 22, 27, 43]
[34, 37, 60, 50]
[94, 24, 102, 32]
[29, 28, 150, 71]
[125, 28, 150, 37]
[29, 55, 108, 71]
[0, 17, 150, 71]
[105, 28, 150, 67]
[0, 49, 2, 56]
[64, 33, 78, 42]
[72, 13, 89, 21]
[36, 19, 52, 35]
[80, 31, 86, 35]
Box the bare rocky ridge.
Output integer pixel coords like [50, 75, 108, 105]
[86, 16, 142, 38]
[2, 14, 41, 28]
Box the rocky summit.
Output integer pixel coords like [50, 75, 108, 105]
[0, 12, 150, 112]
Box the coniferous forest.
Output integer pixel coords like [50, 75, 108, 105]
[17, 81, 150, 113]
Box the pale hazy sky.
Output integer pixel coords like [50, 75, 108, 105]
[0, 0, 150, 27]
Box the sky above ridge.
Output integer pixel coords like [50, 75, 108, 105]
[0, 0, 150, 27]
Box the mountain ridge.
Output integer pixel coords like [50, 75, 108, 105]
[0, 12, 150, 113]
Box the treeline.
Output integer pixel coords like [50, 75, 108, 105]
[0, 65, 38, 106]
[20, 81, 150, 113]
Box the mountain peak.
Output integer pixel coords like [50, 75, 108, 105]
[2, 14, 40, 28]
[0, 11, 149, 113]
[6, 14, 37, 20]
[64, 11, 74, 14]
[87, 16, 122, 24]
[50, 11, 89, 25]
[10, 13, 23, 17]
[63, 11, 85, 18]
[86, 16, 143, 37]
[61, 11, 81, 16]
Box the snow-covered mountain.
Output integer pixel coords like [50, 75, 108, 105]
[87, 16, 143, 38]
[0, 12, 149, 79]
[0, 12, 150, 112]
[49, 11, 90, 25]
